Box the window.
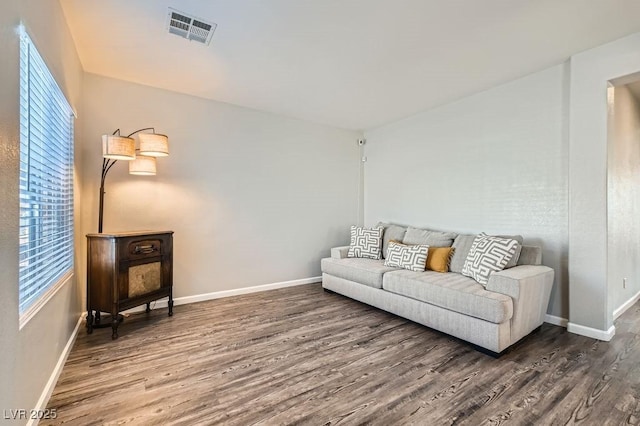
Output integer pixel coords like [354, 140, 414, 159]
[19, 31, 74, 321]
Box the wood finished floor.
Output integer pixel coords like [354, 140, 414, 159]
[45, 283, 640, 425]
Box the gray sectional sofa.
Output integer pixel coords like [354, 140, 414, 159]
[321, 223, 554, 355]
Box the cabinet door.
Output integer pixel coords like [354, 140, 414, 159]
[128, 261, 162, 297]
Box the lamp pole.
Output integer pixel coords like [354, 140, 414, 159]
[98, 157, 118, 233]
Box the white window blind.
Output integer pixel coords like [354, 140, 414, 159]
[19, 32, 74, 315]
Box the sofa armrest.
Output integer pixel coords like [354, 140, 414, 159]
[486, 265, 554, 343]
[486, 265, 553, 298]
[331, 246, 350, 259]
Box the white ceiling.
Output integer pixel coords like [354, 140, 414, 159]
[60, 0, 640, 131]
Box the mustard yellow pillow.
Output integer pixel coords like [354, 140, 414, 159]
[426, 247, 454, 273]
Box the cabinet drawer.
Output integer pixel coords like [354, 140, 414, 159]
[120, 237, 165, 261]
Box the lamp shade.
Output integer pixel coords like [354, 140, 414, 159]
[102, 135, 135, 160]
[128, 154, 157, 175]
[138, 133, 169, 157]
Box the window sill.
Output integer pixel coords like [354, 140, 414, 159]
[19, 270, 74, 330]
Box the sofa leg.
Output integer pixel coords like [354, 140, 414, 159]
[323, 287, 336, 294]
[470, 343, 504, 359]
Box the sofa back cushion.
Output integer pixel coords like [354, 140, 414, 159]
[402, 226, 457, 247]
[450, 235, 473, 273]
[376, 222, 408, 259]
[517, 245, 542, 265]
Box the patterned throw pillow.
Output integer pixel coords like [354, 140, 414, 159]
[347, 226, 383, 259]
[384, 241, 429, 272]
[462, 233, 518, 286]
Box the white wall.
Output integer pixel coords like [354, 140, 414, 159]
[0, 0, 21, 414]
[0, 0, 83, 420]
[363, 64, 569, 319]
[569, 32, 640, 335]
[608, 84, 640, 316]
[80, 74, 361, 300]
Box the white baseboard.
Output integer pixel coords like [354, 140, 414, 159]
[544, 314, 568, 328]
[567, 322, 616, 341]
[28, 315, 83, 426]
[123, 276, 322, 314]
[613, 289, 640, 320]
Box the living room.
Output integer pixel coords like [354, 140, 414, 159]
[2, 0, 640, 424]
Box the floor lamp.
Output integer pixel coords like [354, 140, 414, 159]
[99, 127, 169, 233]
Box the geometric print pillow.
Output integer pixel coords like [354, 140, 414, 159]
[461, 233, 518, 286]
[384, 241, 429, 272]
[347, 226, 383, 260]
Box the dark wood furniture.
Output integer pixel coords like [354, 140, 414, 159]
[86, 230, 174, 339]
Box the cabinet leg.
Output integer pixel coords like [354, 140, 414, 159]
[86, 311, 93, 334]
[146, 302, 151, 313]
[111, 320, 119, 340]
[95, 310, 101, 324]
[168, 300, 174, 317]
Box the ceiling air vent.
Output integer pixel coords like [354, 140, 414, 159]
[167, 8, 216, 45]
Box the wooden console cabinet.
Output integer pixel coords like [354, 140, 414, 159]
[86, 230, 174, 339]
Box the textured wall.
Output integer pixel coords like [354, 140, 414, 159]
[0, 0, 21, 415]
[363, 64, 569, 319]
[80, 74, 361, 300]
[0, 0, 84, 419]
[608, 84, 640, 316]
[569, 32, 640, 332]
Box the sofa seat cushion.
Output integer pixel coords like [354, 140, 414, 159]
[382, 270, 513, 323]
[321, 257, 401, 289]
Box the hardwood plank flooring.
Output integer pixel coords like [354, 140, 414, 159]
[44, 283, 640, 425]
